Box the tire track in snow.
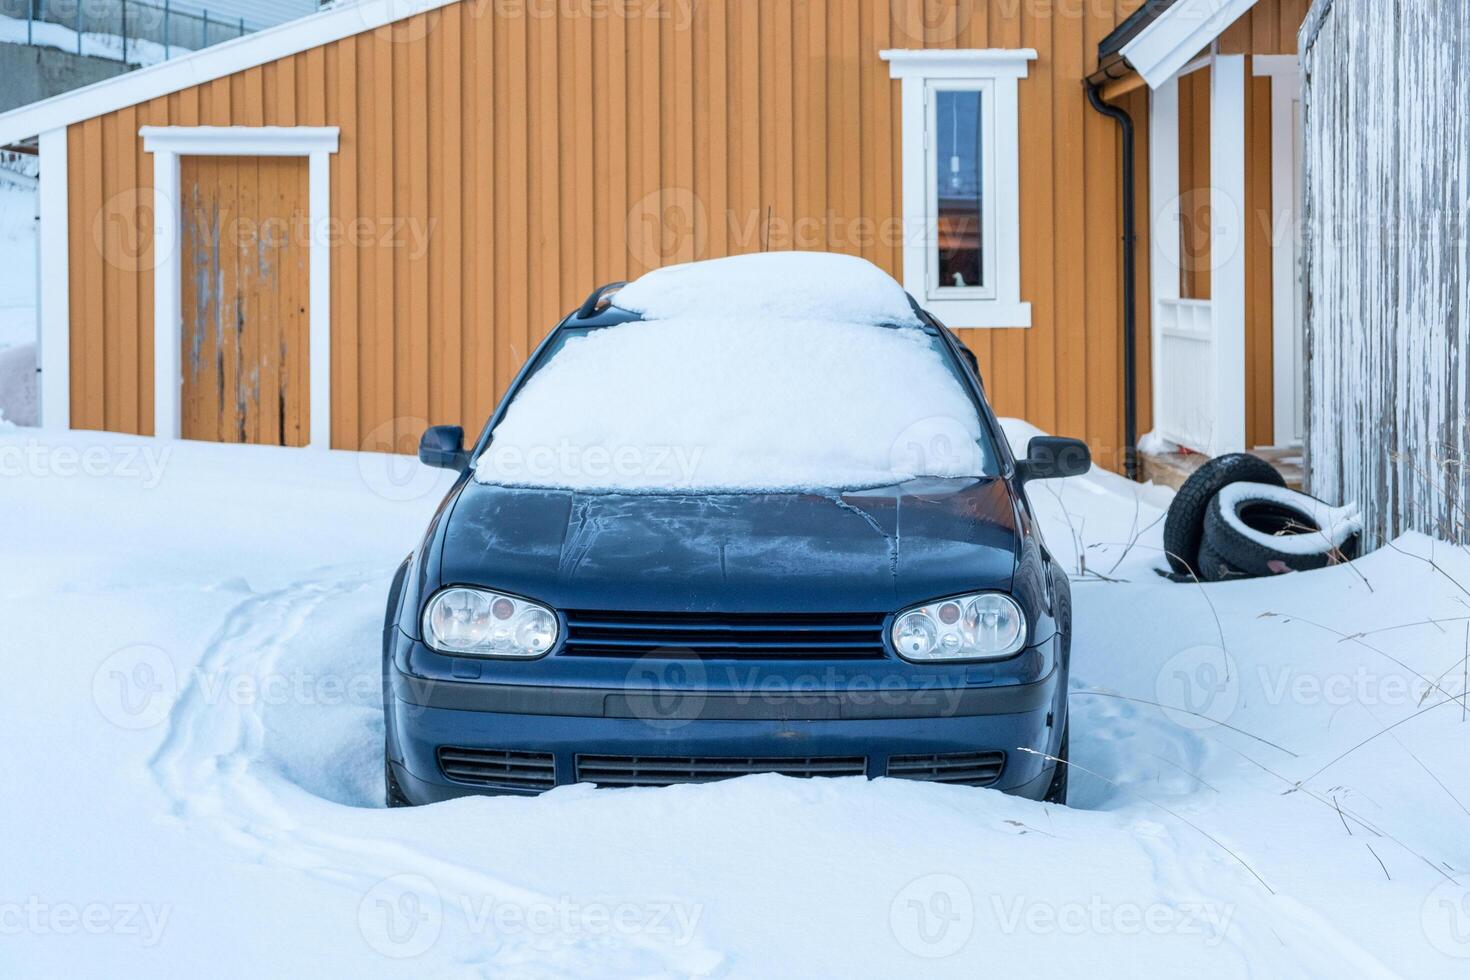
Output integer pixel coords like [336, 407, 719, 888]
[149, 572, 723, 977]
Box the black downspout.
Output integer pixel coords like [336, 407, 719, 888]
[1086, 83, 1139, 481]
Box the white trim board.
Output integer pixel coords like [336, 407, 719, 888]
[141, 125, 339, 448]
[1147, 76, 1180, 446]
[38, 127, 68, 430]
[881, 48, 1035, 328]
[1254, 55, 1304, 445]
[880, 49, 1038, 79]
[1209, 55, 1248, 456]
[0, 0, 458, 146]
[1122, 0, 1260, 89]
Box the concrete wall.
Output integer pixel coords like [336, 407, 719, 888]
[0, 42, 131, 115]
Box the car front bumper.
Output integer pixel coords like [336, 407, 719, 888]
[385, 634, 1066, 804]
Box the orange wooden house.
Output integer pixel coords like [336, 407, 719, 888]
[0, 0, 1312, 474]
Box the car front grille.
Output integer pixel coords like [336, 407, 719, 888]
[886, 750, 1006, 786]
[575, 754, 868, 787]
[560, 609, 889, 659]
[437, 747, 557, 791]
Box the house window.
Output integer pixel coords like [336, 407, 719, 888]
[883, 49, 1036, 328]
[932, 86, 990, 294]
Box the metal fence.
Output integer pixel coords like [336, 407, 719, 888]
[3, 0, 267, 64]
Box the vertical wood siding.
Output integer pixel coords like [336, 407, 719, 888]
[1224, 0, 1309, 448]
[1176, 68, 1211, 301]
[67, 0, 1153, 468]
[1243, 65, 1274, 448]
[1219, 0, 1313, 55]
[1303, 0, 1470, 544]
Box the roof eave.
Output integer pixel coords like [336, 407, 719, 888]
[1094, 0, 1261, 91]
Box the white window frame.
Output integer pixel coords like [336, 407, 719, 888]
[139, 125, 339, 448]
[882, 48, 1035, 328]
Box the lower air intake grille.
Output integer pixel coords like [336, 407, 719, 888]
[437, 747, 557, 791]
[575, 754, 867, 787]
[886, 751, 1005, 786]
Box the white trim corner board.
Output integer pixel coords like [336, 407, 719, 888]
[38, 127, 69, 431]
[1209, 55, 1248, 457]
[142, 125, 339, 448]
[1255, 56, 1305, 445]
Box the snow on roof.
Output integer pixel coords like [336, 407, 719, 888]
[612, 251, 922, 328]
[474, 255, 983, 493]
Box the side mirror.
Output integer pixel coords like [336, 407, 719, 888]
[418, 425, 468, 470]
[1014, 436, 1091, 484]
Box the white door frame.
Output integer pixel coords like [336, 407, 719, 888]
[1254, 55, 1304, 446]
[140, 125, 339, 448]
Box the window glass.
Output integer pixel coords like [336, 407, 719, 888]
[934, 89, 983, 290]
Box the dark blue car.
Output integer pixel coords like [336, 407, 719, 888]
[383, 269, 1088, 807]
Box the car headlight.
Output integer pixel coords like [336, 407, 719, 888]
[891, 592, 1027, 662]
[422, 587, 559, 658]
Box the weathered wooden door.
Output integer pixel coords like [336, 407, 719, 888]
[180, 156, 309, 446]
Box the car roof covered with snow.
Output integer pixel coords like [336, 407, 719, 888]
[469, 252, 998, 494]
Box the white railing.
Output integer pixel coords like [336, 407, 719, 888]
[1154, 298, 1216, 453]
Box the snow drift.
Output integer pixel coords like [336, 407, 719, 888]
[7, 424, 1470, 976]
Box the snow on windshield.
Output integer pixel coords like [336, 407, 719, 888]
[473, 255, 988, 492]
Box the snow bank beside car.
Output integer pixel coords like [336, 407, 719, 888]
[999, 417, 1175, 581]
[6, 426, 1470, 976]
[0, 342, 37, 426]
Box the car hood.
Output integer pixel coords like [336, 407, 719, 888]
[438, 477, 1020, 613]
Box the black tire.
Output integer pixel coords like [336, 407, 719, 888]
[1051, 564, 1072, 670]
[1043, 724, 1069, 805]
[1196, 537, 1248, 582]
[385, 754, 412, 808]
[1163, 454, 1286, 575]
[1202, 483, 1357, 577]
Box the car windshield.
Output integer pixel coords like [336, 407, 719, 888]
[473, 316, 998, 494]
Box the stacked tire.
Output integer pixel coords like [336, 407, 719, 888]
[1163, 454, 1361, 582]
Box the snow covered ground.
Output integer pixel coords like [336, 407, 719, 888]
[0, 178, 37, 425]
[3, 421, 1469, 977]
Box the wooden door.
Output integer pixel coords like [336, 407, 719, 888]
[180, 155, 309, 446]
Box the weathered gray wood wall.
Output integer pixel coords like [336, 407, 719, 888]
[1302, 0, 1470, 545]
